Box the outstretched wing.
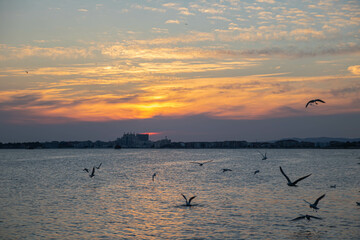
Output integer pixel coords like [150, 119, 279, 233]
[291, 216, 305, 221]
[314, 194, 325, 206]
[91, 167, 95, 176]
[305, 100, 313, 108]
[96, 163, 102, 169]
[203, 160, 213, 164]
[190, 162, 200, 165]
[188, 196, 196, 205]
[83, 168, 89, 173]
[293, 174, 311, 185]
[257, 151, 265, 158]
[279, 166, 291, 183]
[315, 99, 325, 103]
[181, 194, 187, 202]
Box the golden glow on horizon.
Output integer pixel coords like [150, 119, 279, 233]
[0, 0, 359, 124]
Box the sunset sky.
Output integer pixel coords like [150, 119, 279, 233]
[1, 0, 359, 142]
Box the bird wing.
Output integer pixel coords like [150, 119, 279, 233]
[315, 99, 325, 103]
[257, 151, 265, 158]
[279, 166, 292, 183]
[291, 216, 305, 221]
[181, 194, 187, 202]
[190, 162, 200, 165]
[91, 167, 95, 176]
[83, 168, 89, 172]
[96, 163, 102, 169]
[188, 196, 196, 205]
[305, 100, 312, 108]
[293, 174, 311, 185]
[314, 194, 325, 206]
[303, 199, 312, 205]
[203, 160, 213, 164]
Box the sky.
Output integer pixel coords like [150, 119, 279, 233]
[0, 0, 359, 142]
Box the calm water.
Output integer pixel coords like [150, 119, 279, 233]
[0, 149, 359, 239]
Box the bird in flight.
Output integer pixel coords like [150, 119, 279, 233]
[181, 194, 196, 206]
[305, 99, 325, 108]
[190, 160, 213, 166]
[303, 194, 325, 211]
[254, 170, 260, 175]
[291, 214, 322, 221]
[152, 172, 157, 181]
[258, 151, 267, 160]
[83, 168, 89, 173]
[95, 163, 102, 169]
[279, 166, 311, 187]
[89, 167, 95, 178]
[222, 168, 232, 172]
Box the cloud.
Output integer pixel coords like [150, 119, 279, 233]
[257, 0, 275, 3]
[165, 20, 180, 24]
[132, 4, 166, 13]
[348, 65, 360, 75]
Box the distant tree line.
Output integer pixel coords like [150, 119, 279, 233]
[0, 139, 359, 149]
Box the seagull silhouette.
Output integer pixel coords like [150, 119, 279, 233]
[152, 172, 157, 181]
[291, 214, 322, 221]
[83, 168, 89, 173]
[222, 168, 232, 172]
[181, 194, 196, 206]
[279, 166, 311, 187]
[95, 163, 102, 169]
[89, 167, 95, 178]
[258, 151, 267, 160]
[303, 194, 325, 211]
[305, 99, 325, 108]
[190, 160, 213, 166]
[254, 170, 260, 175]
[330, 185, 336, 188]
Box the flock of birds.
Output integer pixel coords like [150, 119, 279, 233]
[81, 99, 359, 222]
[82, 145, 359, 222]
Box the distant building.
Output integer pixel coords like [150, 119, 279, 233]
[115, 132, 152, 148]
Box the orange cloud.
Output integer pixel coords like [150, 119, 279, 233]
[348, 65, 360, 75]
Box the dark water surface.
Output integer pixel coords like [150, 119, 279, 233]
[0, 149, 359, 239]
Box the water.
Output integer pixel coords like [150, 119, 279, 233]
[0, 149, 359, 239]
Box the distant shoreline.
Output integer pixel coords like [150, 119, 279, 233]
[1, 138, 359, 149]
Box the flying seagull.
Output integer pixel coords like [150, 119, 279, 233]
[279, 166, 311, 187]
[258, 151, 267, 160]
[254, 170, 260, 175]
[303, 194, 326, 211]
[291, 214, 322, 221]
[222, 168, 232, 172]
[305, 99, 325, 108]
[95, 163, 102, 169]
[83, 168, 89, 173]
[181, 194, 196, 206]
[190, 160, 213, 166]
[330, 185, 336, 188]
[152, 172, 157, 181]
[89, 167, 95, 178]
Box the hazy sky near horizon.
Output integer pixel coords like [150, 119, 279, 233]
[0, 0, 359, 142]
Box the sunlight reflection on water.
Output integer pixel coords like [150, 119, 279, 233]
[0, 149, 359, 239]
